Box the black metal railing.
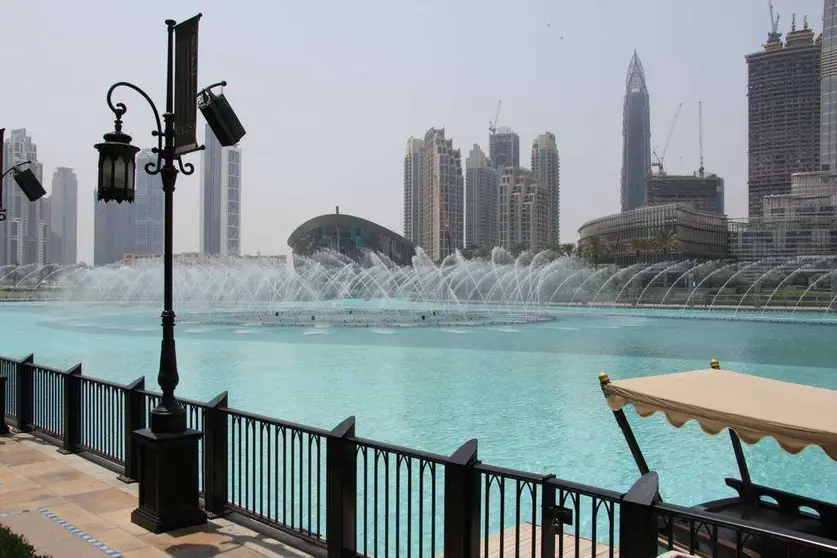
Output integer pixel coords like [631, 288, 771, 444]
[79, 376, 126, 464]
[1, 352, 836, 558]
[222, 406, 329, 543]
[31, 363, 65, 438]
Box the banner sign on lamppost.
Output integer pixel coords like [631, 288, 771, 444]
[174, 14, 201, 154]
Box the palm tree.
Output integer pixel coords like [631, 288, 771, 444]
[628, 237, 648, 263]
[560, 243, 577, 258]
[653, 228, 679, 258]
[583, 236, 605, 265]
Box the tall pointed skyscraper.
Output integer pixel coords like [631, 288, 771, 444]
[620, 51, 652, 212]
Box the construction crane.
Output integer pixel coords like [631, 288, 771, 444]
[651, 102, 683, 176]
[698, 101, 705, 178]
[768, 0, 781, 43]
[489, 100, 502, 135]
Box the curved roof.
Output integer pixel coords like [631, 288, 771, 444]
[287, 213, 416, 250]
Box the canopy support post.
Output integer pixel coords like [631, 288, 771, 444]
[728, 429, 753, 498]
[600, 373, 650, 476]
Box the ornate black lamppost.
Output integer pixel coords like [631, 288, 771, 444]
[0, 128, 47, 222]
[94, 15, 245, 533]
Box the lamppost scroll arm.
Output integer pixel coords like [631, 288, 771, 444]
[1, 160, 33, 181]
[105, 81, 165, 175]
[175, 147, 205, 176]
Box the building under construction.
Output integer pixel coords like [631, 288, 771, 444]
[646, 173, 724, 214]
[745, 14, 821, 218]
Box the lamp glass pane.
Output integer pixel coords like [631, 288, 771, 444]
[126, 159, 136, 194]
[112, 158, 127, 191]
[100, 155, 114, 192]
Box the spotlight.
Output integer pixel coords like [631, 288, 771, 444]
[199, 83, 246, 147]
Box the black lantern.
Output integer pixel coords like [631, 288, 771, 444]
[94, 128, 140, 203]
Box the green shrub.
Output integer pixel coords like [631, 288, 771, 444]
[0, 524, 51, 558]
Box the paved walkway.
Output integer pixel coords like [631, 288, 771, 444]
[0, 432, 314, 557]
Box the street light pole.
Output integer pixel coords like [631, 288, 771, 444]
[98, 20, 194, 434]
[95, 16, 244, 532]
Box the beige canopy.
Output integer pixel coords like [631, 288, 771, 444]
[603, 369, 837, 461]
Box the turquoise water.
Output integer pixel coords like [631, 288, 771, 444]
[1, 301, 835, 509]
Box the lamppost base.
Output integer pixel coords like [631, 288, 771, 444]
[149, 404, 187, 434]
[130, 428, 207, 534]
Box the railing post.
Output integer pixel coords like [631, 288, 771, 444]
[540, 474, 556, 558]
[326, 416, 356, 558]
[203, 391, 229, 516]
[0, 377, 8, 435]
[58, 363, 82, 454]
[619, 471, 660, 558]
[118, 377, 146, 484]
[15, 354, 34, 432]
[444, 439, 480, 558]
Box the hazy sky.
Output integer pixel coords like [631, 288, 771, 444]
[0, 0, 823, 263]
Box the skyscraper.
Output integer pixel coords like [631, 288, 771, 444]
[746, 19, 820, 217]
[93, 152, 164, 265]
[420, 128, 464, 261]
[489, 128, 520, 177]
[93, 190, 135, 265]
[465, 144, 497, 248]
[822, 2, 837, 171]
[403, 138, 424, 243]
[1, 129, 46, 266]
[200, 123, 242, 256]
[621, 51, 652, 212]
[49, 167, 78, 265]
[134, 150, 164, 255]
[531, 132, 561, 244]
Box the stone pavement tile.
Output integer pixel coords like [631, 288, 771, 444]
[99, 508, 154, 536]
[0, 510, 110, 558]
[103, 533, 155, 553]
[0, 443, 52, 466]
[220, 547, 276, 557]
[0, 472, 40, 492]
[72, 517, 131, 540]
[48, 476, 112, 496]
[122, 547, 171, 557]
[45, 501, 103, 527]
[0, 486, 57, 506]
[8, 457, 69, 478]
[68, 487, 138, 515]
[140, 527, 240, 554]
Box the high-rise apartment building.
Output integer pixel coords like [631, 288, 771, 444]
[621, 51, 652, 212]
[403, 138, 423, 243]
[489, 128, 520, 176]
[746, 20, 820, 217]
[48, 167, 78, 265]
[420, 128, 464, 261]
[200, 123, 242, 256]
[823, 2, 837, 171]
[134, 150, 164, 255]
[1, 129, 46, 266]
[464, 144, 497, 249]
[498, 167, 548, 252]
[531, 132, 561, 244]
